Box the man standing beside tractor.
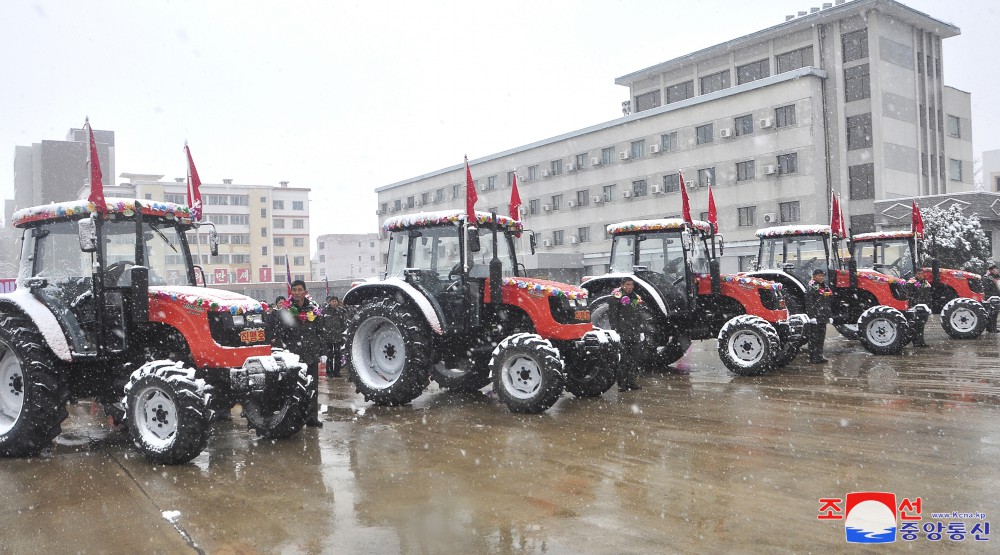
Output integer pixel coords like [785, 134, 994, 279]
[608, 277, 644, 392]
[804, 269, 833, 364]
[907, 268, 933, 347]
[983, 264, 1000, 333]
[275, 280, 325, 427]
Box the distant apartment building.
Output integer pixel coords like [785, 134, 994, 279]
[374, 0, 974, 274]
[313, 233, 380, 280]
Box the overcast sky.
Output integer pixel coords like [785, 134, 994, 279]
[2, 0, 997, 239]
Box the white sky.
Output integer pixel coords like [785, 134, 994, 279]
[2, 0, 997, 241]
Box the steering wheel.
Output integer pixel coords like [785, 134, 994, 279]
[448, 263, 464, 280]
[106, 260, 136, 286]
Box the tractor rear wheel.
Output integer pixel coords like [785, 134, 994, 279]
[0, 313, 67, 457]
[650, 336, 691, 368]
[490, 333, 565, 413]
[243, 352, 312, 439]
[125, 360, 211, 465]
[346, 298, 432, 406]
[717, 315, 779, 376]
[940, 298, 987, 339]
[857, 306, 909, 355]
[431, 349, 492, 392]
[833, 323, 859, 340]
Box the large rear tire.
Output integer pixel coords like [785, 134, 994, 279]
[650, 336, 691, 368]
[940, 298, 987, 339]
[242, 350, 312, 439]
[490, 333, 565, 413]
[563, 329, 619, 398]
[346, 298, 432, 406]
[717, 315, 779, 376]
[857, 306, 909, 355]
[125, 360, 211, 465]
[0, 313, 67, 457]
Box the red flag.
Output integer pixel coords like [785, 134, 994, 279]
[184, 143, 203, 221]
[679, 172, 693, 226]
[465, 155, 478, 224]
[830, 192, 844, 238]
[707, 183, 718, 234]
[85, 118, 107, 215]
[912, 200, 924, 238]
[509, 173, 522, 221]
[285, 255, 293, 297]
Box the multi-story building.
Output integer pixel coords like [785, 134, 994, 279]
[374, 0, 974, 275]
[313, 233, 380, 281]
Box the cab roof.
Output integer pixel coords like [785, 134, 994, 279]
[606, 218, 712, 235]
[755, 224, 831, 238]
[382, 209, 523, 233]
[852, 230, 915, 241]
[11, 199, 194, 228]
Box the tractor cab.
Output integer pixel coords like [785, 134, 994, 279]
[755, 225, 837, 286]
[852, 231, 916, 279]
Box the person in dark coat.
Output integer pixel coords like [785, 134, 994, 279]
[982, 264, 1000, 333]
[275, 281, 325, 427]
[608, 277, 644, 391]
[804, 269, 832, 364]
[267, 295, 287, 348]
[323, 295, 349, 377]
[907, 267, 932, 347]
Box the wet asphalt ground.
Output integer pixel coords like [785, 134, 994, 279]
[1, 323, 999, 554]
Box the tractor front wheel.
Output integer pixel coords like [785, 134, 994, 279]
[563, 329, 619, 398]
[490, 333, 565, 413]
[857, 306, 909, 355]
[125, 360, 211, 465]
[243, 352, 312, 439]
[717, 315, 779, 376]
[940, 298, 987, 339]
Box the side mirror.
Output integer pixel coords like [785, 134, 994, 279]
[129, 266, 150, 322]
[529, 232, 537, 255]
[716, 234, 725, 256]
[467, 229, 481, 253]
[78, 218, 98, 253]
[209, 228, 220, 257]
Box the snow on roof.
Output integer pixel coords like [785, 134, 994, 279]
[11, 199, 194, 227]
[382, 210, 522, 233]
[756, 225, 831, 238]
[607, 218, 711, 235]
[852, 230, 915, 241]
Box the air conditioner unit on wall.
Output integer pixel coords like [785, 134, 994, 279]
[622, 190, 632, 198]
[480, 184, 488, 191]
[651, 184, 663, 194]
[543, 239, 552, 248]
[569, 236, 578, 244]
[414, 201, 421, 207]
[764, 164, 777, 175]
[592, 195, 603, 204]
[566, 162, 576, 171]
[375, 209, 382, 215]
[543, 204, 552, 211]
[542, 169, 552, 177]
[763, 212, 777, 223]
[760, 117, 774, 128]
[591, 157, 602, 166]
[568, 200, 576, 208]
[720, 128, 733, 139]
[649, 144, 661, 154]
[619, 151, 630, 161]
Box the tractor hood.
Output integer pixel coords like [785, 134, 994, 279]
[501, 277, 588, 300]
[856, 269, 906, 285]
[935, 268, 979, 281]
[149, 286, 268, 315]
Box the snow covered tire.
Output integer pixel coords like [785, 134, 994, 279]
[243, 352, 312, 439]
[857, 306, 909, 355]
[490, 333, 565, 413]
[940, 298, 987, 339]
[0, 312, 67, 457]
[563, 329, 619, 398]
[650, 336, 691, 368]
[124, 360, 212, 465]
[717, 315, 779, 376]
[346, 297, 431, 406]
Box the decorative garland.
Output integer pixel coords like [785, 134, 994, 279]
[857, 271, 905, 285]
[612, 287, 643, 306]
[606, 218, 711, 235]
[149, 289, 267, 315]
[808, 280, 833, 297]
[501, 277, 588, 300]
[755, 225, 831, 238]
[382, 210, 522, 233]
[12, 199, 193, 227]
[696, 273, 783, 291]
[908, 279, 932, 289]
[279, 298, 323, 322]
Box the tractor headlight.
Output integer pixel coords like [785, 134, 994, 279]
[232, 315, 245, 327]
[246, 313, 264, 325]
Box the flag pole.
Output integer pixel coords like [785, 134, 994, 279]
[187, 142, 204, 279]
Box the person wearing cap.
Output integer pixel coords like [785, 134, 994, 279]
[907, 267, 933, 347]
[323, 295, 349, 377]
[804, 268, 832, 363]
[274, 282, 325, 427]
[608, 277, 644, 391]
[983, 264, 1000, 333]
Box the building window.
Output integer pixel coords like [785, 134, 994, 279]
[550, 160, 563, 176]
[292, 201, 304, 210]
[663, 174, 680, 193]
[274, 219, 285, 229]
[274, 237, 285, 247]
[842, 28, 869, 62]
[699, 70, 730, 94]
[850, 214, 875, 235]
[260, 227, 267, 237]
[738, 255, 756, 272]
[261, 208, 268, 218]
[777, 153, 798, 175]
[601, 147, 616, 166]
[603, 184, 616, 203]
[734, 114, 753, 136]
[576, 190, 589, 207]
[293, 220, 304, 229]
[551, 194, 563, 211]
[507, 171, 516, 187]
[846, 113, 873, 150]
[775, 105, 796, 128]
[738, 206, 756, 227]
[529, 199, 540, 215]
[262, 246, 268, 255]
[665, 80, 694, 104]
[273, 200, 285, 210]
[553, 230, 565, 246]
[661, 132, 677, 152]
[696, 124, 714, 145]
[274, 255, 286, 265]
[231, 215, 249, 225]
[452, 184, 461, 199]
[849, 163, 875, 200]
[575, 153, 587, 169]
[380, 202, 388, 214]
[406, 196, 415, 209]
[844, 64, 870, 102]
[736, 59, 769, 84]
[779, 201, 801, 223]
[775, 46, 814, 73]
[293, 256, 305, 266]
[949, 159, 963, 181]
[578, 227, 590, 243]
[736, 160, 755, 182]
[697, 167, 714, 188]
[630, 140, 645, 160]
[632, 180, 648, 197]
[293, 237, 305, 247]
[487, 175, 497, 190]
[421, 192, 430, 205]
[165, 193, 186, 204]
[635, 90, 661, 112]
[528, 165, 538, 180]
[947, 115, 961, 138]
[319, 241, 325, 250]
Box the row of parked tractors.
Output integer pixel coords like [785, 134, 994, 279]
[0, 200, 994, 466]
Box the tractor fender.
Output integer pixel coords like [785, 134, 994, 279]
[343, 277, 444, 335]
[0, 289, 73, 362]
[580, 273, 668, 316]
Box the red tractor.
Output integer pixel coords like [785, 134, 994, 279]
[747, 225, 916, 355]
[343, 210, 619, 414]
[580, 218, 806, 375]
[851, 230, 996, 339]
[0, 199, 312, 465]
